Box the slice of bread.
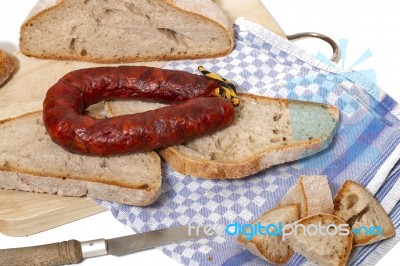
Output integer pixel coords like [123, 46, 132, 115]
[0, 49, 17, 86]
[279, 175, 334, 218]
[106, 93, 339, 179]
[333, 180, 395, 246]
[0, 111, 161, 206]
[284, 214, 353, 266]
[20, 0, 233, 63]
[237, 204, 300, 264]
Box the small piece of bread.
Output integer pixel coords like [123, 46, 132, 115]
[20, 0, 233, 63]
[284, 214, 353, 266]
[333, 180, 395, 246]
[0, 48, 17, 86]
[279, 175, 334, 218]
[0, 111, 161, 206]
[237, 204, 300, 264]
[106, 93, 339, 179]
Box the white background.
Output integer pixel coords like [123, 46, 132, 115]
[0, 0, 399, 265]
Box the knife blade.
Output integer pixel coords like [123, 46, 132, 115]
[0, 225, 216, 266]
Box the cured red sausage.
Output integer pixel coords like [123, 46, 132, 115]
[43, 66, 235, 156]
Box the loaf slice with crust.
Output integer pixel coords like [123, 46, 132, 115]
[333, 180, 395, 246]
[284, 214, 353, 266]
[237, 204, 300, 264]
[0, 48, 17, 86]
[20, 0, 233, 63]
[279, 175, 334, 218]
[0, 111, 161, 206]
[106, 93, 339, 179]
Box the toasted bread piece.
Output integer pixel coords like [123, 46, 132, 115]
[0, 48, 17, 86]
[237, 204, 300, 264]
[279, 175, 334, 218]
[333, 180, 395, 246]
[284, 214, 353, 266]
[106, 93, 339, 179]
[0, 111, 161, 206]
[20, 0, 233, 63]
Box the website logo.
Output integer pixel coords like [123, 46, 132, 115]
[187, 221, 383, 241]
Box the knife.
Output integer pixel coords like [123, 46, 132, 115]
[0, 225, 216, 266]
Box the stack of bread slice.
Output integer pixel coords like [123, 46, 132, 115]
[0, 94, 339, 205]
[0, 0, 340, 206]
[2, 0, 235, 206]
[238, 176, 395, 265]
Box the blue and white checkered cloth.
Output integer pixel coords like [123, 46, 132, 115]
[100, 18, 400, 266]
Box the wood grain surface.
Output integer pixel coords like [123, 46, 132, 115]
[0, 0, 285, 237]
[0, 239, 83, 266]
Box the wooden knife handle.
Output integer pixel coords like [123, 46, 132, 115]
[0, 240, 83, 266]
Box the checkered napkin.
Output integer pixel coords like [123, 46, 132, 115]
[99, 18, 400, 266]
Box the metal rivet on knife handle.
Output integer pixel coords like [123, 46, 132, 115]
[81, 239, 108, 258]
[0, 240, 83, 266]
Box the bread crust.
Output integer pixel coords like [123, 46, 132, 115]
[237, 204, 300, 264]
[20, 0, 233, 63]
[158, 138, 323, 179]
[301, 175, 334, 216]
[279, 175, 334, 218]
[0, 49, 17, 86]
[0, 170, 161, 206]
[333, 180, 395, 246]
[0, 150, 161, 190]
[286, 214, 353, 266]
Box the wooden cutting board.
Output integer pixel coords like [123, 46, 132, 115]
[0, 0, 285, 236]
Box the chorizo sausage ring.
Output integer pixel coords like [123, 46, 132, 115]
[43, 66, 235, 156]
